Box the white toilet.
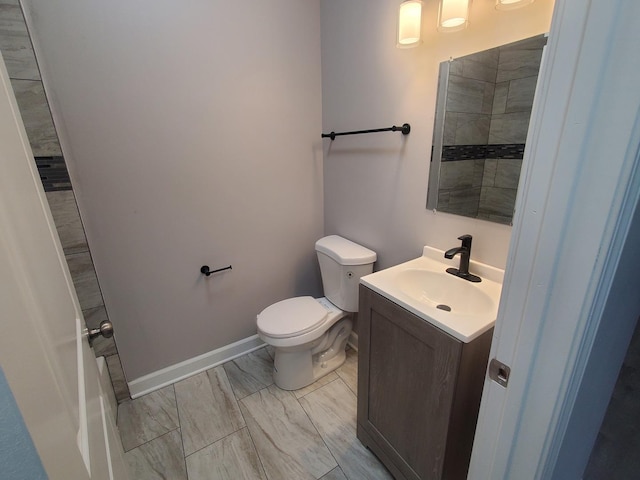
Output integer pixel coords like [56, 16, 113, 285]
[257, 235, 376, 390]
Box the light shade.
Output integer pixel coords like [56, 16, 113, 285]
[397, 0, 423, 48]
[495, 0, 535, 10]
[438, 0, 470, 32]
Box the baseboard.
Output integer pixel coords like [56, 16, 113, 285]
[128, 335, 266, 399]
[348, 330, 358, 351]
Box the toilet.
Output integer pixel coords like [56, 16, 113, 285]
[257, 235, 376, 390]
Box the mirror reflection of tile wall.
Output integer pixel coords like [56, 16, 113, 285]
[0, 0, 130, 402]
[438, 36, 545, 224]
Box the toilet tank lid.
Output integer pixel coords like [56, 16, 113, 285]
[315, 235, 377, 266]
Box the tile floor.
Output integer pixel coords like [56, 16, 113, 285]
[117, 346, 392, 480]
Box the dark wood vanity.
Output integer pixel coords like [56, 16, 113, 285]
[357, 285, 493, 480]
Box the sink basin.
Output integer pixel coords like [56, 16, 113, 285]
[360, 246, 504, 343]
[395, 269, 495, 316]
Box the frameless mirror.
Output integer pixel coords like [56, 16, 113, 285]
[427, 34, 547, 224]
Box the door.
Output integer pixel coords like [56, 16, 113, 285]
[0, 54, 128, 478]
[468, 0, 640, 478]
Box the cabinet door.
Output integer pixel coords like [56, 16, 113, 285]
[358, 286, 462, 480]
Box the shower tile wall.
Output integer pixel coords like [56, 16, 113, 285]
[0, 0, 129, 402]
[479, 37, 544, 223]
[440, 36, 545, 224]
[440, 47, 498, 218]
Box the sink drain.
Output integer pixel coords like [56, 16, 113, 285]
[436, 304, 451, 312]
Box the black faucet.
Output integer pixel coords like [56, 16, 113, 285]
[444, 234, 481, 283]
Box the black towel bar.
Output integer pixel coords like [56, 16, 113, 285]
[321, 123, 410, 141]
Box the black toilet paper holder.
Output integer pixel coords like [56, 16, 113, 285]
[200, 265, 232, 276]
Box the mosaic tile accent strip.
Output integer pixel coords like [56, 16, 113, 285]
[34, 156, 71, 191]
[441, 143, 525, 162]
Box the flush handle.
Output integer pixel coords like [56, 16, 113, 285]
[489, 358, 511, 388]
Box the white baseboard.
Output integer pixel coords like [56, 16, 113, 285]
[128, 335, 266, 399]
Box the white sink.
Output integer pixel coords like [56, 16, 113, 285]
[360, 246, 504, 343]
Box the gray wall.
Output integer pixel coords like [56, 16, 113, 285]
[0, 0, 129, 401]
[21, 0, 324, 381]
[321, 0, 555, 271]
[583, 319, 640, 478]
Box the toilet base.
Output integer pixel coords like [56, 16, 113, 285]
[272, 318, 352, 391]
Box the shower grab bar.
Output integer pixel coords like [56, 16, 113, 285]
[321, 123, 410, 141]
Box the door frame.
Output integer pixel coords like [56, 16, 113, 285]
[468, 0, 640, 478]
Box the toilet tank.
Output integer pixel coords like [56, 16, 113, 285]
[315, 235, 376, 312]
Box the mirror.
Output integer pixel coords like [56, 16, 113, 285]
[427, 34, 547, 225]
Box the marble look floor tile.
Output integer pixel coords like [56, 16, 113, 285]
[300, 379, 392, 480]
[265, 345, 275, 359]
[118, 385, 179, 451]
[45, 190, 88, 255]
[335, 348, 358, 396]
[293, 372, 339, 399]
[124, 429, 187, 480]
[240, 384, 336, 479]
[175, 367, 245, 456]
[186, 428, 267, 480]
[224, 347, 274, 399]
[106, 354, 130, 403]
[320, 466, 348, 480]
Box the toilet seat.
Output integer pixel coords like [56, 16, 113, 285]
[257, 296, 327, 338]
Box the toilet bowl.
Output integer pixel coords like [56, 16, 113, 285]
[256, 235, 376, 390]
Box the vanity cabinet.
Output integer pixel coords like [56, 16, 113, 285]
[357, 285, 493, 480]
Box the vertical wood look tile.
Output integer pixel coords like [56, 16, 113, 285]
[0, 1, 41, 80]
[66, 251, 104, 311]
[9, 79, 61, 156]
[45, 190, 88, 255]
[106, 354, 131, 403]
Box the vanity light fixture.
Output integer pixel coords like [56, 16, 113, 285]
[495, 0, 535, 10]
[397, 0, 423, 48]
[438, 0, 470, 32]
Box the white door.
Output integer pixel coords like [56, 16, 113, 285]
[468, 0, 640, 477]
[0, 54, 128, 479]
